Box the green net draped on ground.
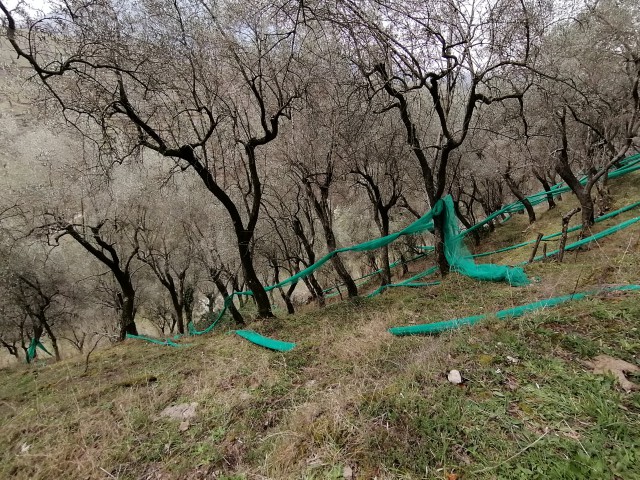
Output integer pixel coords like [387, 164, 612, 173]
[389, 285, 640, 336]
[234, 330, 296, 352]
[181, 193, 529, 337]
[461, 153, 640, 236]
[126, 153, 640, 345]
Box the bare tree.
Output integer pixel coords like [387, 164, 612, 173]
[349, 122, 405, 286]
[325, 0, 540, 274]
[36, 214, 143, 340]
[0, 0, 312, 318]
[138, 219, 196, 334]
[532, 0, 640, 228]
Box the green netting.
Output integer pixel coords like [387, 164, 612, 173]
[26, 337, 52, 362]
[128, 153, 640, 346]
[389, 284, 640, 336]
[125, 333, 185, 347]
[234, 330, 296, 351]
[473, 199, 640, 259]
[374, 198, 640, 298]
[324, 251, 431, 295]
[443, 196, 529, 285]
[463, 153, 640, 235]
[178, 193, 529, 338]
[529, 214, 640, 262]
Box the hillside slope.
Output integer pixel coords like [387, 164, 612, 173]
[1, 173, 640, 480]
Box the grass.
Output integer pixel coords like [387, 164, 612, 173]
[1, 173, 640, 479]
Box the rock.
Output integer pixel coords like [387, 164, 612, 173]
[506, 355, 519, 364]
[343, 465, 353, 479]
[447, 370, 463, 384]
[158, 402, 199, 421]
[179, 421, 190, 432]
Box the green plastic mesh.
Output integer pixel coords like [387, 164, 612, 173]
[26, 338, 52, 362]
[389, 285, 640, 336]
[529, 214, 640, 262]
[127, 153, 640, 346]
[441, 196, 529, 285]
[234, 330, 296, 351]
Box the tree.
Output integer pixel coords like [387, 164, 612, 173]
[138, 219, 196, 335]
[532, 0, 640, 228]
[263, 183, 327, 306]
[349, 118, 406, 286]
[36, 212, 143, 340]
[328, 0, 541, 274]
[0, 0, 310, 318]
[0, 241, 76, 362]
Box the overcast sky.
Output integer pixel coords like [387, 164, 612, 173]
[5, 0, 50, 14]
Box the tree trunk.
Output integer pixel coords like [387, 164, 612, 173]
[534, 173, 556, 210]
[400, 254, 409, 276]
[296, 249, 325, 306]
[504, 174, 536, 224]
[41, 319, 61, 361]
[555, 107, 595, 232]
[558, 207, 581, 262]
[237, 234, 273, 318]
[119, 288, 138, 340]
[27, 324, 44, 363]
[280, 283, 297, 315]
[379, 212, 392, 286]
[213, 276, 245, 326]
[578, 192, 595, 234]
[307, 273, 326, 306]
[168, 290, 185, 335]
[454, 200, 480, 245]
[323, 225, 358, 297]
[1, 340, 19, 359]
[432, 212, 450, 275]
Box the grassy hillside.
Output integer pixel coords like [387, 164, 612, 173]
[2, 173, 640, 479]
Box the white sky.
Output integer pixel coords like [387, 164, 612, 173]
[5, 0, 50, 14]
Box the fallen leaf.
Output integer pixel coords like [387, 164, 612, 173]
[586, 355, 639, 392]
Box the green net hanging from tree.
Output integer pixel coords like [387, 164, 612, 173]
[130, 153, 640, 344]
[179, 194, 528, 336]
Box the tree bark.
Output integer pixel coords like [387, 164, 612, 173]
[555, 108, 595, 231]
[1, 339, 19, 359]
[119, 288, 138, 340]
[41, 319, 60, 361]
[504, 173, 536, 224]
[322, 224, 358, 297]
[291, 221, 325, 306]
[379, 212, 392, 286]
[432, 212, 450, 275]
[212, 276, 245, 326]
[168, 288, 185, 335]
[558, 208, 581, 262]
[454, 200, 481, 245]
[534, 172, 557, 210]
[237, 232, 273, 317]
